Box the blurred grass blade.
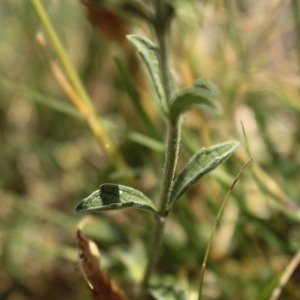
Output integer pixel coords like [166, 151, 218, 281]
[75, 184, 157, 213]
[268, 248, 300, 300]
[291, 0, 300, 72]
[30, 0, 127, 170]
[114, 56, 140, 103]
[240, 121, 252, 156]
[30, 0, 92, 108]
[198, 157, 252, 300]
[126, 34, 167, 113]
[169, 141, 240, 208]
[114, 56, 159, 139]
[1, 78, 82, 119]
[257, 272, 282, 300]
[170, 79, 221, 124]
[149, 284, 187, 300]
[127, 131, 164, 153]
[269, 86, 300, 113]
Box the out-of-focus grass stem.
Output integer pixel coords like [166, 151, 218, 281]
[291, 0, 300, 73]
[30, 0, 127, 170]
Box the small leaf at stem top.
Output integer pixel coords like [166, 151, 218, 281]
[75, 183, 157, 213]
[168, 141, 240, 209]
[170, 79, 221, 124]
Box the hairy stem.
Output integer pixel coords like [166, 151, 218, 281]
[141, 120, 180, 288]
[141, 0, 180, 292]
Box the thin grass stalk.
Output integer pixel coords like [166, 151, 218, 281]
[269, 248, 300, 300]
[30, 0, 92, 108]
[291, 0, 300, 73]
[30, 0, 126, 170]
[198, 157, 252, 300]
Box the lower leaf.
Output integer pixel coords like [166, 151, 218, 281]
[75, 183, 157, 214]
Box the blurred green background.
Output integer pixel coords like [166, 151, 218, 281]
[1, 1, 300, 299]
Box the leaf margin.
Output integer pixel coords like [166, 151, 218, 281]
[75, 183, 157, 214]
[168, 140, 240, 209]
[170, 79, 221, 124]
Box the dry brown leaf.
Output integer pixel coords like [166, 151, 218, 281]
[76, 229, 128, 300]
[79, 0, 146, 89]
[81, 0, 128, 43]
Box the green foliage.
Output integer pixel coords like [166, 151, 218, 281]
[2, 0, 300, 299]
[126, 34, 167, 113]
[75, 183, 157, 213]
[170, 79, 221, 123]
[169, 141, 240, 208]
[76, 3, 239, 298]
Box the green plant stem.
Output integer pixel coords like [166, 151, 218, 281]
[141, 120, 181, 289]
[141, 0, 180, 291]
[158, 120, 181, 214]
[141, 214, 166, 288]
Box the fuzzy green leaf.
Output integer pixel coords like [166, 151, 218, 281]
[75, 184, 157, 213]
[169, 141, 240, 208]
[126, 34, 166, 109]
[170, 79, 221, 123]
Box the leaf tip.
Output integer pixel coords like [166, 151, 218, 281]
[231, 140, 241, 150]
[125, 33, 134, 40]
[75, 190, 100, 213]
[75, 200, 86, 212]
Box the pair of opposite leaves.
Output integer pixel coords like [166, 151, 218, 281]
[75, 141, 239, 215]
[75, 34, 239, 215]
